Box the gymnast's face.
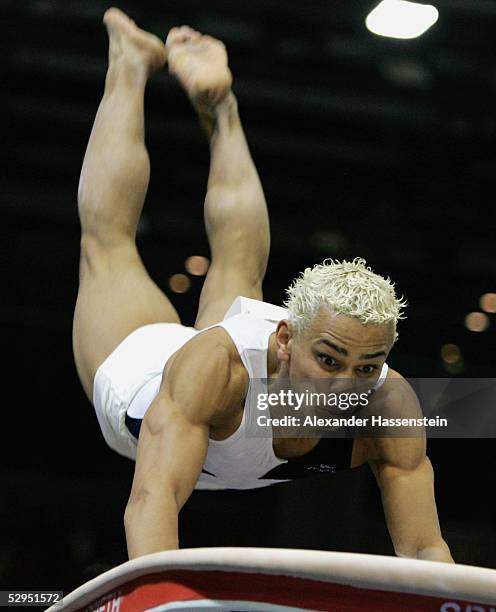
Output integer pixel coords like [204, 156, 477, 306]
[275, 307, 394, 387]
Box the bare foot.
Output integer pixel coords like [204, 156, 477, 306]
[103, 8, 167, 77]
[166, 26, 233, 110]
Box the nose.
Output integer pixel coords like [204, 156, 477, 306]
[329, 372, 357, 394]
[329, 372, 371, 395]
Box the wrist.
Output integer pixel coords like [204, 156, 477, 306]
[416, 542, 454, 563]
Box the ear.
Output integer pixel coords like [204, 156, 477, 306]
[275, 319, 293, 362]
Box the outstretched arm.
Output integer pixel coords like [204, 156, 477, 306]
[124, 391, 209, 557]
[371, 445, 454, 562]
[124, 330, 241, 559]
[356, 377, 454, 563]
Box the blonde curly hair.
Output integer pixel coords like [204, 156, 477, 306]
[283, 257, 408, 342]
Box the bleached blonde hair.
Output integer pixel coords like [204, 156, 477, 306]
[283, 257, 408, 342]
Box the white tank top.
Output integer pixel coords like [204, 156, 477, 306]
[126, 297, 389, 490]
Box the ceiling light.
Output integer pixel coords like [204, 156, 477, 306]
[366, 0, 439, 40]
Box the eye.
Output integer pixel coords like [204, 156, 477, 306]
[318, 353, 338, 367]
[359, 365, 378, 375]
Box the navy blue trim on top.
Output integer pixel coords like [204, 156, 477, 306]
[125, 413, 142, 439]
[260, 437, 354, 480]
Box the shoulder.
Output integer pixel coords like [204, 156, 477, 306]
[379, 367, 421, 414]
[161, 325, 248, 424]
[385, 366, 403, 380]
[356, 367, 426, 470]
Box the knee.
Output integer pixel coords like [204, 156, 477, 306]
[77, 181, 137, 241]
[78, 234, 105, 278]
[77, 180, 103, 230]
[77, 196, 126, 242]
[78, 233, 135, 278]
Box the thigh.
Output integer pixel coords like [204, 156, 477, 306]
[73, 235, 181, 402]
[194, 262, 263, 329]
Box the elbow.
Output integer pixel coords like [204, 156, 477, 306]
[123, 488, 155, 530]
[125, 488, 149, 518]
[124, 486, 180, 523]
[123, 499, 140, 532]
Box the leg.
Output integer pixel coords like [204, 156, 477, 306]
[73, 8, 179, 402]
[166, 28, 270, 329]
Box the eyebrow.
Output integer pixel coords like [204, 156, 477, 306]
[315, 339, 387, 360]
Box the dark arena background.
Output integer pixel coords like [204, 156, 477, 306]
[3, 0, 496, 597]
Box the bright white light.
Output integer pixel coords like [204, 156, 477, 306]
[366, 0, 439, 40]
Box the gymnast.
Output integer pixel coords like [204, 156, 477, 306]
[73, 8, 454, 563]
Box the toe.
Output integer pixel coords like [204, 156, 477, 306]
[103, 7, 117, 26]
[104, 7, 129, 24]
[166, 25, 201, 47]
[166, 27, 187, 47]
[184, 26, 202, 39]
